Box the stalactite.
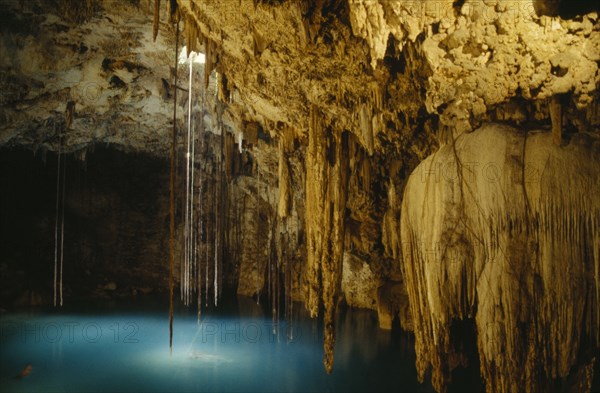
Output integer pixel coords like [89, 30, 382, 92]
[203, 38, 211, 89]
[305, 105, 326, 318]
[217, 104, 227, 304]
[284, 217, 294, 341]
[189, 98, 195, 308]
[185, 15, 198, 54]
[197, 75, 205, 323]
[168, 15, 180, 352]
[270, 213, 277, 335]
[277, 130, 296, 341]
[359, 103, 374, 155]
[214, 110, 224, 307]
[304, 105, 350, 373]
[322, 131, 349, 374]
[277, 134, 291, 219]
[152, 0, 160, 42]
[182, 55, 194, 307]
[212, 122, 221, 308]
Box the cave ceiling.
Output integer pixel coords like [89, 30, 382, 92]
[1, 0, 597, 159]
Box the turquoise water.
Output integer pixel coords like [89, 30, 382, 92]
[0, 299, 433, 392]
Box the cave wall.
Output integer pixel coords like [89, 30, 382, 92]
[0, 0, 177, 154]
[0, 147, 171, 305]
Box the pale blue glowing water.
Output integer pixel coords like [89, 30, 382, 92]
[0, 299, 432, 392]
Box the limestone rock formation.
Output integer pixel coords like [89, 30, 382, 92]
[401, 123, 600, 392]
[0, 0, 179, 155]
[348, 0, 600, 137]
[1, 0, 599, 390]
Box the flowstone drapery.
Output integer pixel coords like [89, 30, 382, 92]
[401, 123, 600, 392]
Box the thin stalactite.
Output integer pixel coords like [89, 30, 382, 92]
[218, 112, 226, 302]
[153, 0, 160, 42]
[169, 15, 180, 353]
[197, 77, 204, 323]
[183, 54, 193, 306]
[189, 69, 195, 308]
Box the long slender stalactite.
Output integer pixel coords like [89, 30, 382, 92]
[197, 71, 204, 323]
[189, 62, 195, 308]
[183, 51, 194, 306]
[305, 105, 326, 319]
[322, 130, 349, 373]
[278, 131, 294, 340]
[305, 105, 350, 373]
[168, 15, 180, 352]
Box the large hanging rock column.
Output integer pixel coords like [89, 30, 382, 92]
[305, 106, 350, 373]
[401, 123, 600, 392]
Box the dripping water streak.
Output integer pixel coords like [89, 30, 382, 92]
[213, 133, 219, 308]
[214, 180, 218, 307]
[256, 166, 260, 305]
[197, 78, 204, 323]
[53, 127, 62, 308]
[204, 176, 210, 307]
[190, 60, 196, 308]
[183, 58, 193, 306]
[267, 213, 273, 314]
[168, 16, 180, 352]
[59, 154, 66, 307]
[218, 108, 225, 304]
[187, 58, 194, 306]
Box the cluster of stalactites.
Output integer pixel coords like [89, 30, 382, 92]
[153, 0, 179, 41]
[401, 124, 600, 393]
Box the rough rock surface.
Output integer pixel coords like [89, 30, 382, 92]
[401, 123, 600, 392]
[342, 252, 378, 310]
[348, 0, 600, 137]
[0, 0, 178, 154]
